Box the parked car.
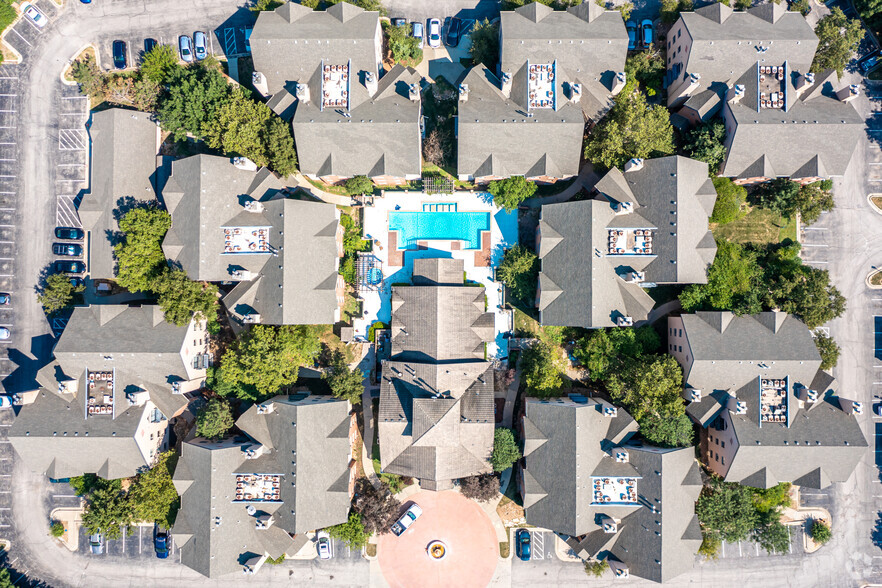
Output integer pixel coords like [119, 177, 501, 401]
[641, 19, 653, 48]
[0, 328, 9, 342]
[245, 28, 252, 53]
[626, 21, 637, 51]
[89, 533, 104, 554]
[22, 3, 47, 28]
[68, 277, 84, 289]
[446, 17, 462, 47]
[112, 40, 127, 69]
[179, 35, 193, 63]
[144, 38, 157, 54]
[412, 21, 424, 49]
[154, 532, 169, 559]
[391, 503, 423, 536]
[193, 31, 207, 60]
[55, 226, 83, 240]
[862, 54, 881, 73]
[427, 18, 442, 49]
[53, 260, 86, 274]
[316, 531, 331, 560]
[0, 394, 18, 407]
[391, 17, 406, 27]
[515, 529, 531, 561]
[53, 243, 82, 257]
[0, 293, 10, 305]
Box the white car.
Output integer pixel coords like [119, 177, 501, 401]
[0, 395, 18, 408]
[316, 531, 331, 560]
[391, 503, 423, 536]
[427, 18, 441, 49]
[22, 3, 47, 28]
[411, 21, 424, 49]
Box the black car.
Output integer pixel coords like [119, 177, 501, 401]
[446, 17, 462, 47]
[53, 243, 83, 257]
[112, 40, 127, 69]
[144, 38, 157, 54]
[55, 227, 84, 240]
[53, 260, 86, 274]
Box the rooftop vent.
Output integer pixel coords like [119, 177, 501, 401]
[459, 83, 470, 102]
[617, 316, 633, 327]
[255, 514, 274, 530]
[500, 71, 513, 98]
[624, 158, 644, 173]
[242, 313, 262, 324]
[836, 84, 860, 103]
[257, 402, 274, 415]
[603, 405, 618, 418]
[601, 515, 620, 534]
[252, 72, 269, 97]
[727, 84, 745, 104]
[244, 200, 264, 213]
[364, 72, 377, 96]
[232, 157, 258, 171]
[625, 271, 645, 284]
[611, 71, 626, 96]
[408, 83, 420, 102]
[615, 449, 629, 463]
[570, 82, 582, 103]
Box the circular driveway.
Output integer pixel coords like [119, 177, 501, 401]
[377, 490, 498, 588]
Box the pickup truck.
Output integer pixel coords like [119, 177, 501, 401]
[391, 503, 423, 536]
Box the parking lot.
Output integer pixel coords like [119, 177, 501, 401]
[509, 530, 556, 564]
[717, 526, 804, 560]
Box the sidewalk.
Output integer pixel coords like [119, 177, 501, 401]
[523, 161, 600, 208]
[501, 357, 521, 428]
[292, 173, 354, 206]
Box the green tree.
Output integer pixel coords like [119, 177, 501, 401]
[710, 177, 747, 225]
[127, 452, 180, 528]
[250, 0, 283, 11]
[157, 65, 232, 141]
[753, 518, 791, 554]
[266, 116, 299, 177]
[114, 207, 172, 292]
[152, 269, 219, 326]
[584, 559, 609, 578]
[323, 350, 364, 404]
[776, 266, 845, 329]
[139, 44, 180, 83]
[810, 519, 832, 544]
[752, 483, 792, 513]
[51, 521, 65, 537]
[497, 245, 539, 304]
[219, 325, 322, 401]
[584, 88, 674, 170]
[69, 474, 100, 496]
[196, 398, 235, 440]
[38, 272, 84, 314]
[794, 181, 835, 225]
[615, 1, 634, 20]
[488, 176, 537, 212]
[661, 0, 693, 23]
[755, 178, 800, 217]
[469, 19, 499, 70]
[811, 8, 865, 76]
[814, 332, 840, 370]
[698, 533, 721, 559]
[679, 239, 762, 313]
[606, 354, 684, 423]
[345, 175, 374, 196]
[384, 22, 423, 64]
[789, 0, 811, 15]
[71, 55, 106, 98]
[0, 568, 12, 588]
[639, 412, 693, 447]
[490, 428, 521, 472]
[625, 48, 665, 96]
[202, 88, 272, 166]
[684, 121, 727, 173]
[81, 480, 135, 540]
[573, 326, 660, 381]
[696, 480, 759, 543]
[132, 77, 162, 111]
[326, 512, 368, 549]
[521, 340, 563, 397]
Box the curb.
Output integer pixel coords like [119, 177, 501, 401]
[868, 194, 882, 216]
[866, 269, 882, 290]
[61, 44, 100, 86]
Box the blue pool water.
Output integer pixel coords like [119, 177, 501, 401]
[389, 211, 491, 250]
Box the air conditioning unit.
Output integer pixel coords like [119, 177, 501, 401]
[617, 316, 633, 327]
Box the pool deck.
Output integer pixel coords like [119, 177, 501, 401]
[355, 191, 518, 358]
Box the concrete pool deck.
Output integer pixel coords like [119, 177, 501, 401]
[354, 191, 518, 358]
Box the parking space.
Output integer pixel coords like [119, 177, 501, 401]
[74, 522, 180, 562]
[314, 537, 362, 564]
[54, 87, 88, 230]
[717, 527, 804, 559]
[508, 530, 556, 564]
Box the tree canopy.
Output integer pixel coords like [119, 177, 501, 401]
[327, 512, 368, 549]
[584, 88, 674, 170]
[152, 269, 219, 327]
[684, 121, 727, 174]
[810, 520, 832, 544]
[469, 19, 499, 70]
[81, 479, 134, 539]
[814, 332, 840, 370]
[352, 478, 401, 535]
[488, 176, 537, 212]
[157, 64, 232, 141]
[710, 177, 747, 225]
[624, 48, 665, 96]
[573, 326, 660, 381]
[497, 245, 538, 304]
[679, 238, 762, 314]
[754, 178, 834, 225]
[114, 207, 172, 293]
[219, 325, 322, 401]
[811, 8, 865, 76]
[196, 398, 235, 440]
[521, 340, 563, 397]
[139, 45, 180, 83]
[384, 22, 423, 64]
[490, 428, 522, 472]
[459, 474, 500, 502]
[606, 354, 685, 424]
[127, 451, 180, 528]
[638, 412, 694, 448]
[345, 175, 374, 196]
[323, 350, 364, 404]
[661, 0, 693, 23]
[202, 88, 273, 166]
[38, 272, 84, 315]
[696, 480, 760, 543]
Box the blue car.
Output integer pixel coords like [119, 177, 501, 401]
[515, 528, 531, 561]
[154, 532, 169, 559]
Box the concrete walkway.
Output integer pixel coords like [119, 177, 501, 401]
[523, 161, 600, 208]
[646, 299, 682, 325]
[501, 357, 521, 429]
[357, 344, 383, 490]
[291, 172, 354, 206]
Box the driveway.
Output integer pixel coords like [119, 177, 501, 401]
[385, 0, 500, 25]
[377, 490, 498, 588]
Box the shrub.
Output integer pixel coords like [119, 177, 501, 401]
[810, 520, 832, 544]
[139, 45, 180, 83]
[384, 22, 423, 64]
[814, 332, 840, 371]
[584, 559, 609, 577]
[496, 245, 539, 304]
[326, 512, 368, 549]
[487, 176, 537, 212]
[490, 428, 521, 472]
[50, 521, 65, 538]
[345, 175, 374, 196]
[367, 321, 386, 343]
[196, 398, 234, 440]
[710, 177, 747, 225]
[459, 474, 500, 502]
[698, 533, 720, 559]
[521, 341, 563, 397]
[323, 350, 364, 404]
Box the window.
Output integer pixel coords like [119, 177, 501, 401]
[678, 29, 681, 39]
[721, 441, 725, 448]
[679, 329, 682, 337]
[678, 346, 682, 353]
[715, 437, 719, 445]
[715, 453, 719, 461]
[677, 46, 681, 54]
[721, 456, 725, 466]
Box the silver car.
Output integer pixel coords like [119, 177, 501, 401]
[194, 31, 207, 61]
[89, 533, 104, 554]
[178, 35, 193, 63]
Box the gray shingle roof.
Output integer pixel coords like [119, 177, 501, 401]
[80, 108, 158, 280]
[173, 395, 351, 578]
[523, 397, 701, 583]
[539, 156, 714, 328]
[162, 155, 342, 325]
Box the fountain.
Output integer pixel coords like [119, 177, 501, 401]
[426, 540, 447, 560]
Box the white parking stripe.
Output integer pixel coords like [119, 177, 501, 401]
[9, 28, 32, 47]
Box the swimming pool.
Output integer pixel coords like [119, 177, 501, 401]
[388, 211, 491, 250]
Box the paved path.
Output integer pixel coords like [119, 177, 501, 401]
[500, 358, 520, 429]
[292, 172, 354, 206]
[523, 161, 600, 208]
[646, 299, 682, 325]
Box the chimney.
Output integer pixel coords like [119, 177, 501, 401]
[364, 72, 377, 96]
[614, 449, 629, 463]
[624, 157, 644, 173]
[295, 81, 311, 104]
[836, 84, 860, 103]
[837, 397, 863, 415]
[570, 82, 582, 104]
[795, 72, 815, 97]
[252, 72, 269, 97]
[611, 71, 627, 96]
[727, 84, 745, 104]
[243, 199, 264, 213]
[255, 514, 275, 530]
[670, 72, 701, 104]
[230, 269, 258, 281]
[500, 71, 513, 98]
[600, 402, 618, 418]
[624, 270, 644, 283]
[242, 313, 262, 324]
[683, 388, 702, 403]
[459, 83, 470, 102]
[257, 401, 275, 414]
[796, 387, 818, 404]
[727, 395, 747, 415]
[609, 560, 630, 579]
[408, 83, 420, 102]
[617, 316, 633, 327]
[600, 515, 620, 533]
[232, 156, 258, 172]
[614, 201, 634, 215]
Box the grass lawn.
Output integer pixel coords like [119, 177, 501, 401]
[712, 206, 796, 245]
[513, 307, 540, 337]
